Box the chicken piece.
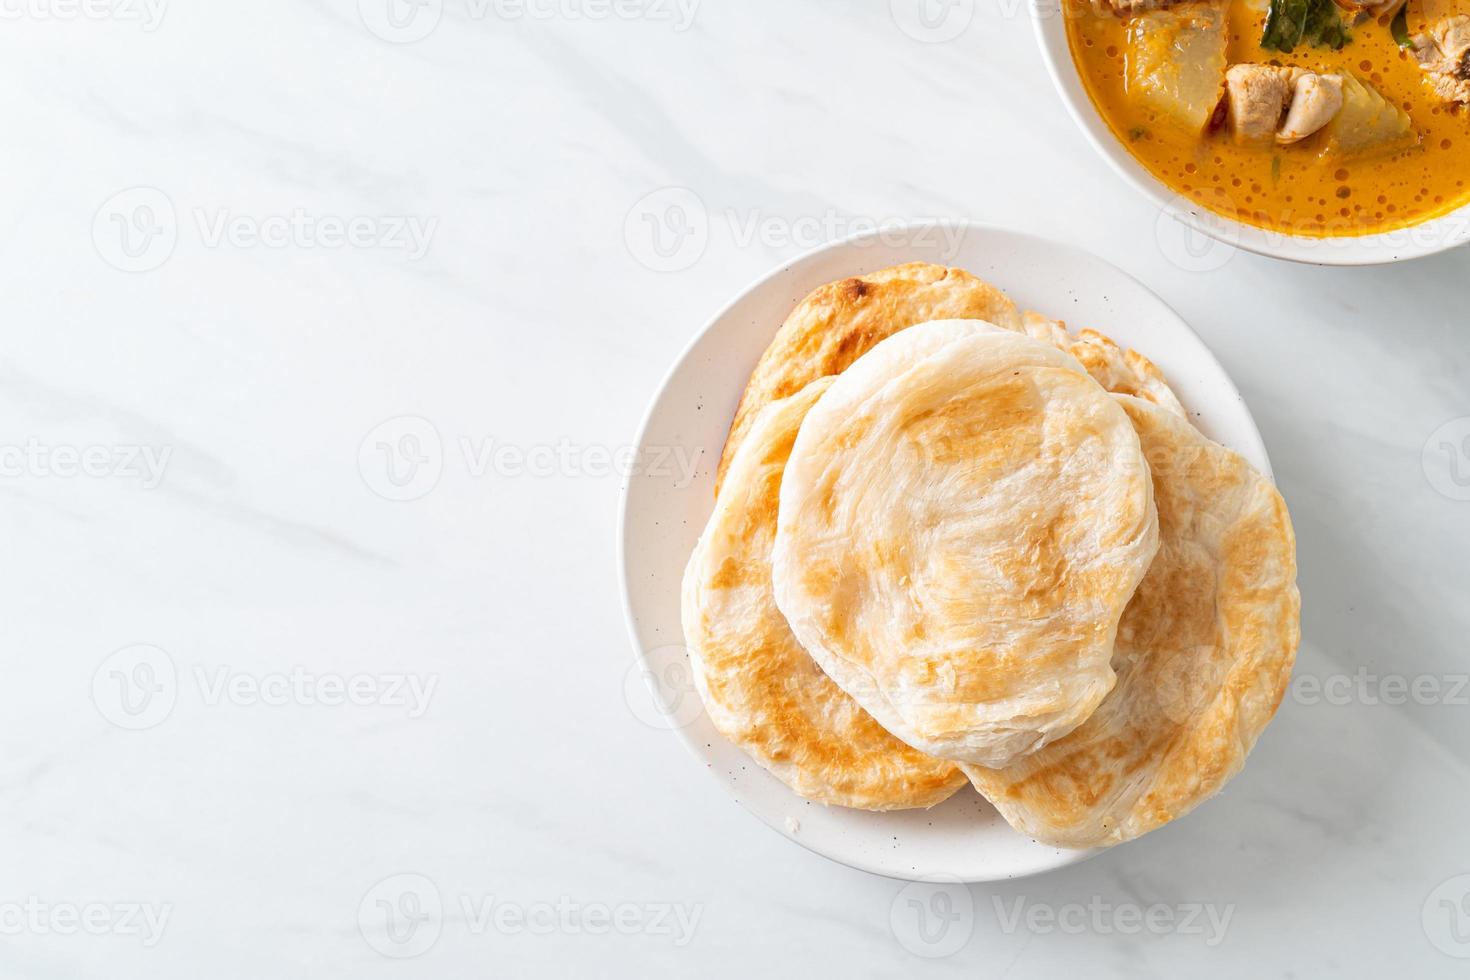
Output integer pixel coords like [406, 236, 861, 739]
[1278, 72, 1346, 144]
[1225, 64, 1301, 142]
[1225, 64, 1344, 144]
[1411, 15, 1470, 105]
[1420, 0, 1466, 25]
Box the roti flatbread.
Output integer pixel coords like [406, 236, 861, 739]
[771, 322, 1160, 768]
[964, 396, 1300, 848]
[681, 377, 967, 810]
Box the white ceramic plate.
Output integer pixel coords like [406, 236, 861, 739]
[618, 223, 1273, 882]
[1030, 0, 1470, 266]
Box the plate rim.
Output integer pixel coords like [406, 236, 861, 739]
[616, 221, 1273, 882]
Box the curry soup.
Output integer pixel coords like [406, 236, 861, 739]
[1066, 0, 1470, 237]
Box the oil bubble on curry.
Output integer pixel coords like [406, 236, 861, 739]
[1066, 0, 1470, 236]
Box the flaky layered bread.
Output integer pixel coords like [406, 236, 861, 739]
[717, 265, 1190, 494]
[1022, 312, 1189, 420]
[681, 377, 967, 811]
[965, 396, 1300, 848]
[771, 322, 1160, 769]
[715, 263, 1024, 494]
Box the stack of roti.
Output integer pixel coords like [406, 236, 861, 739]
[681, 263, 1299, 849]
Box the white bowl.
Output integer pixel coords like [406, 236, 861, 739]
[1030, 0, 1470, 266]
[618, 222, 1274, 882]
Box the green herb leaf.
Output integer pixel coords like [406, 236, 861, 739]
[1391, 5, 1412, 48]
[1262, 0, 1351, 51]
[1262, 0, 1308, 51]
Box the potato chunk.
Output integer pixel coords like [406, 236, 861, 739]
[1320, 75, 1415, 156]
[1125, 2, 1229, 132]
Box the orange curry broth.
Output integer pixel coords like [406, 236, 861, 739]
[1065, 0, 1470, 237]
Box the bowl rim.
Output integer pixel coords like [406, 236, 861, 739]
[1028, 0, 1470, 267]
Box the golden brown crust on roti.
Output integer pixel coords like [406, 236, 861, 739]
[963, 396, 1300, 848]
[716, 265, 1192, 496]
[715, 263, 1024, 494]
[682, 378, 967, 810]
[1022, 312, 1190, 420]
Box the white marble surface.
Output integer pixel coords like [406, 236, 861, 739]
[3, 0, 1469, 976]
